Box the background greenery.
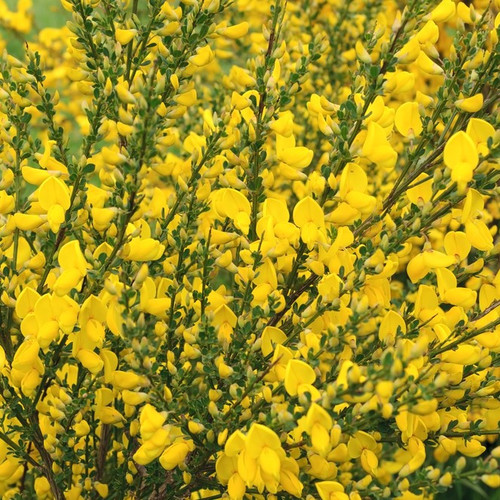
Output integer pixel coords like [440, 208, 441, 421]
[3, 0, 68, 57]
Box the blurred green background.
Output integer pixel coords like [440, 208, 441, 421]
[30, 0, 68, 28]
[2, 0, 68, 56]
[7, 0, 67, 26]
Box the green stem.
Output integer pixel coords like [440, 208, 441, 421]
[248, 0, 284, 240]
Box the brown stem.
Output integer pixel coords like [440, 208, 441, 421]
[29, 415, 64, 500]
[96, 424, 112, 482]
[472, 299, 500, 322]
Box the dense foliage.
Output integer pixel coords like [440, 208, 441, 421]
[0, 0, 499, 498]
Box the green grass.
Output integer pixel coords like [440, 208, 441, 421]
[32, 0, 68, 29]
[437, 481, 500, 500]
[2, 0, 68, 57]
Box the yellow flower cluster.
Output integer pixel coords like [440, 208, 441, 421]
[0, 0, 499, 498]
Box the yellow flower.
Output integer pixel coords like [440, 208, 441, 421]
[395, 38, 421, 64]
[123, 238, 165, 261]
[12, 337, 40, 372]
[456, 93, 483, 112]
[395, 102, 422, 137]
[270, 113, 295, 137]
[284, 359, 316, 396]
[293, 196, 325, 248]
[160, 2, 181, 21]
[159, 441, 192, 470]
[430, 0, 456, 22]
[457, 438, 486, 457]
[189, 45, 215, 67]
[355, 40, 373, 64]
[0, 191, 15, 214]
[0, 0, 497, 495]
[444, 231, 471, 261]
[52, 240, 89, 296]
[243, 423, 284, 482]
[112, 371, 146, 390]
[466, 118, 495, 156]
[97, 406, 125, 425]
[91, 207, 116, 232]
[213, 303, 237, 346]
[399, 437, 426, 476]
[34, 477, 51, 498]
[227, 473, 246, 499]
[443, 131, 478, 185]
[115, 28, 136, 45]
[37, 176, 70, 233]
[348, 431, 379, 474]
[13, 213, 45, 231]
[316, 481, 349, 500]
[362, 122, 397, 169]
[465, 218, 494, 251]
[481, 475, 500, 488]
[379, 310, 406, 345]
[305, 404, 333, 456]
[261, 326, 287, 356]
[115, 81, 136, 105]
[76, 349, 104, 374]
[318, 273, 341, 302]
[415, 51, 443, 75]
[36, 140, 68, 174]
[277, 146, 314, 170]
[175, 88, 197, 107]
[211, 188, 251, 234]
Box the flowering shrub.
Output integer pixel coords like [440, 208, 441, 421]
[0, 0, 499, 498]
